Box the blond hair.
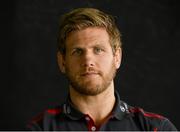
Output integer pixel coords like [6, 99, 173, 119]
[57, 8, 122, 55]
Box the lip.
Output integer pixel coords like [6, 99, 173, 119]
[81, 72, 99, 76]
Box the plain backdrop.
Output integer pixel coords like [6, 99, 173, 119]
[1, 0, 179, 130]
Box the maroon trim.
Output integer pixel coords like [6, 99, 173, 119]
[29, 108, 62, 124]
[47, 108, 61, 115]
[85, 114, 96, 131]
[154, 127, 158, 132]
[85, 113, 114, 131]
[129, 107, 164, 119]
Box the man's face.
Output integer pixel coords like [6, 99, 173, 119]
[57, 27, 121, 96]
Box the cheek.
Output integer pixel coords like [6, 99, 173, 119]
[98, 56, 114, 71]
[65, 59, 80, 73]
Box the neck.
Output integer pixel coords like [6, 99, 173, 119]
[69, 82, 116, 126]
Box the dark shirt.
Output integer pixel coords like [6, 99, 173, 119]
[27, 91, 177, 131]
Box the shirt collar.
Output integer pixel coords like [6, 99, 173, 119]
[112, 90, 129, 120]
[62, 97, 84, 120]
[62, 90, 129, 120]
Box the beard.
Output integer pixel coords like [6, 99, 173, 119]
[65, 62, 117, 96]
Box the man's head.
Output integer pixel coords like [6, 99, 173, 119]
[57, 8, 122, 55]
[57, 8, 122, 96]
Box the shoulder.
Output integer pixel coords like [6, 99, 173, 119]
[27, 106, 63, 131]
[128, 106, 165, 120]
[121, 101, 177, 131]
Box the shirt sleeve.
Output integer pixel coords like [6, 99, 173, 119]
[26, 122, 42, 131]
[160, 119, 177, 131]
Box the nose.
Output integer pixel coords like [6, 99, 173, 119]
[81, 50, 95, 67]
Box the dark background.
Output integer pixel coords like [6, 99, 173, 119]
[1, 0, 179, 130]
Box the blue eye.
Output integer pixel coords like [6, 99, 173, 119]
[94, 47, 103, 54]
[72, 48, 83, 56]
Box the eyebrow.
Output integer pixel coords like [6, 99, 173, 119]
[70, 43, 107, 50]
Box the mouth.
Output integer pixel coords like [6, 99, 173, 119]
[81, 72, 99, 77]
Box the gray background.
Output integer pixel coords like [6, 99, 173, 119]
[1, 0, 179, 130]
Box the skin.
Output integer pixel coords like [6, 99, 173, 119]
[57, 27, 122, 126]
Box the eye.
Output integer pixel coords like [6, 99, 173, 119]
[94, 47, 104, 54]
[72, 48, 83, 56]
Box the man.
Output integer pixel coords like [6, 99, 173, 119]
[27, 8, 177, 131]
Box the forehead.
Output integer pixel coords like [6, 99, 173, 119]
[65, 27, 110, 48]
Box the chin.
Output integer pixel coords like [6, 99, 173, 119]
[74, 83, 107, 96]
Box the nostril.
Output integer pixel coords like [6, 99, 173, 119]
[81, 63, 94, 67]
[81, 60, 95, 67]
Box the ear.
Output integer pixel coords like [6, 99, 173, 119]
[114, 48, 122, 69]
[57, 51, 66, 73]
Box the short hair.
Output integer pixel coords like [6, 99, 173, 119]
[57, 8, 122, 55]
